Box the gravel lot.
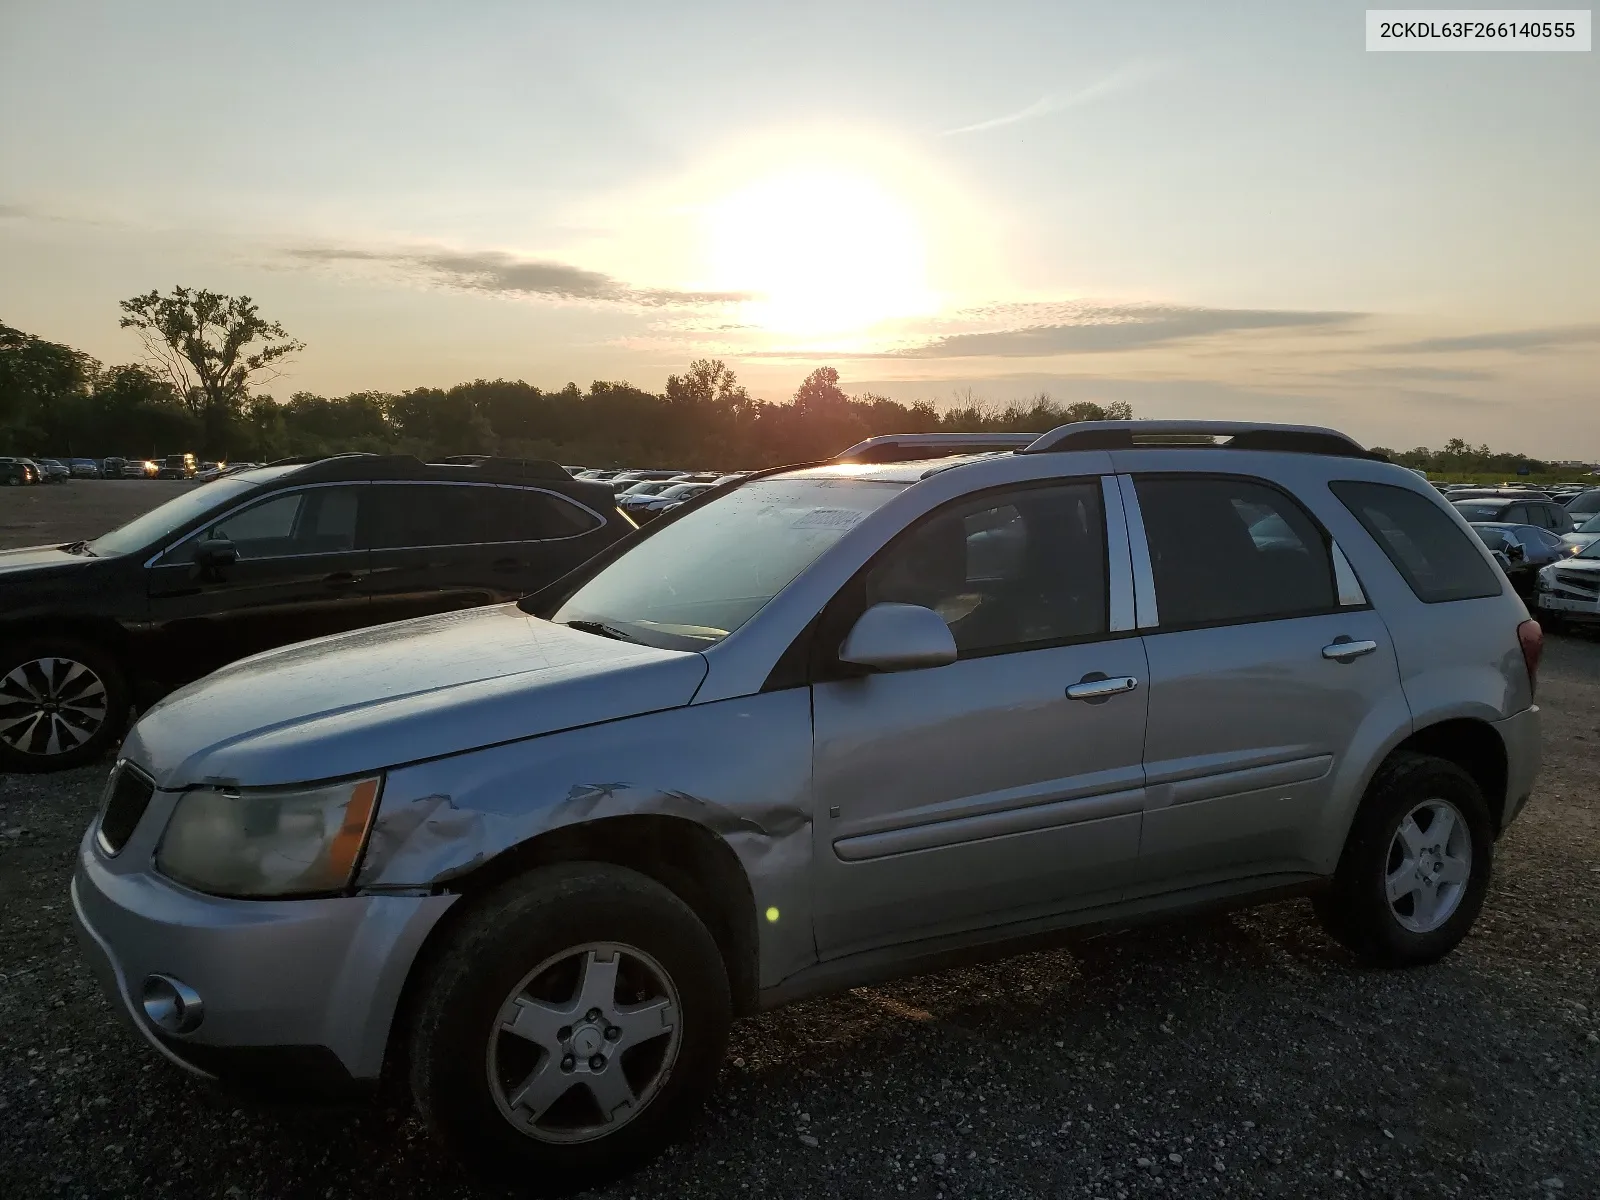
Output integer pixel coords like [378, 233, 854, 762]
[1, 482, 1597, 1199]
[0, 479, 197, 549]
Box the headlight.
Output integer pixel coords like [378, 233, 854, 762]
[156, 776, 381, 897]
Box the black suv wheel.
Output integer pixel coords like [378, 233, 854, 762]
[0, 638, 130, 772]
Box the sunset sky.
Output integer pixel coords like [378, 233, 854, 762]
[2, 1, 1596, 457]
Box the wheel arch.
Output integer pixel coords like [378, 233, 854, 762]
[1386, 717, 1510, 833]
[382, 814, 761, 1083]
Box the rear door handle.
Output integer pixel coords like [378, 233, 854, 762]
[491, 556, 522, 573]
[1066, 675, 1139, 701]
[1322, 638, 1378, 662]
[323, 571, 360, 589]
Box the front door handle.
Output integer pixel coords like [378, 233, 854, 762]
[491, 556, 522, 573]
[1322, 638, 1378, 662]
[323, 571, 360, 589]
[1066, 675, 1139, 702]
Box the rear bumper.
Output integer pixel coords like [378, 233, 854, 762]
[72, 828, 456, 1086]
[1493, 704, 1541, 833]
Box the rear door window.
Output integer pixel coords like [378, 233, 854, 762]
[1331, 481, 1501, 603]
[1133, 476, 1336, 628]
[366, 484, 525, 548]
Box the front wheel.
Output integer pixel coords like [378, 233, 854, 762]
[409, 863, 732, 1193]
[0, 638, 130, 772]
[1314, 752, 1492, 967]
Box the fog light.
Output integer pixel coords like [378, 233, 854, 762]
[141, 974, 204, 1035]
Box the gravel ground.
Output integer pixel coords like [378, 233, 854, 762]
[0, 479, 196, 549]
[0, 633, 1594, 1199]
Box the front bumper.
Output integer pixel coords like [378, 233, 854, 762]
[1492, 704, 1541, 833]
[72, 826, 456, 1086]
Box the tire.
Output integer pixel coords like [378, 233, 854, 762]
[0, 637, 131, 772]
[409, 862, 732, 1193]
[1314, 752, 1492, 967]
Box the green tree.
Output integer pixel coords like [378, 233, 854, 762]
[0, 320, 97, 445]
[118, 287, 305, 457]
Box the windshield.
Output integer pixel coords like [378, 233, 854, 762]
[553, 476, 906, 650]
[87, 468, 292, 556]
[1576, 511, 1600, 534]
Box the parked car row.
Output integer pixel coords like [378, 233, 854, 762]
[0, 453, 222, 481]
[67, 420, 1545, 1191]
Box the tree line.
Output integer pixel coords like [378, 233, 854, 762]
[0, 290, 1134, 467]
[0, 288, 1566, 474]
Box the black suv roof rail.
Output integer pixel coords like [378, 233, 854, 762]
[833, 433, 1041, 464]
[1021, 420, 1387, 462]
[279, 453, 585, 486]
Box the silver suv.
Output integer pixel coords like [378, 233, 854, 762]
[73, 421, 1542, 1190]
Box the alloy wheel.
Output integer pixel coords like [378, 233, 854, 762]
[486, 942, 682, 1145]
[0, 656, 110, 757]
[1385, 799, 1472, 934]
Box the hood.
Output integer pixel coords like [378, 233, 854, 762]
[0, 544, 98, 577]
[123, 604, 708, 789]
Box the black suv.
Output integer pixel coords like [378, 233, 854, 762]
[0, 454, 633, 771]
[1451, 493, 1576, 534]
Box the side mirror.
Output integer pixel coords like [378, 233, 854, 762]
[194, 538, 238, 568]
[838, 603, 957, 673]
[1506, 543, 1526, 563]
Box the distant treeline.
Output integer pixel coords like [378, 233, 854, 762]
[3, 318, 1569, 474]
[1369, 438, 1557, 477]
[1, 320, 1132, 467]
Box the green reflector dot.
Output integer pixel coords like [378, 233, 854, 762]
[765, 906, 780, 923]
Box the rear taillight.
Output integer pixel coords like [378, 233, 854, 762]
[1517, 619, 1543, 696]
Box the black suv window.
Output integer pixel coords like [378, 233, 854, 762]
[516, 489, 603, 538]
[1136, 476, 1336, 627]
[366, 484, 532, 548]
[862, 482, 1107, 656]
[186, 487, 360, 561]
[1331, 481, 1501, 603]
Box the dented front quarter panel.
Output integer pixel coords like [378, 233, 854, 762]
[357, 688, 817, 987]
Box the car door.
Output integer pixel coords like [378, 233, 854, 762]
[811, 478, 1149, 959]
[145, 484, 370, 679]
[360, 482, 535, 626]
[1125, 473, 1403, 892]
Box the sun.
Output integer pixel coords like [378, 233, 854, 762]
[705, 167, 935, 340]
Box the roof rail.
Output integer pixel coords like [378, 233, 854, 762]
[430, 456, 572, 482]
[1021, 420, 1387, 462]
[833, 432, 1041, 464]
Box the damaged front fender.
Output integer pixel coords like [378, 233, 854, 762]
[356, 689, 816, 987]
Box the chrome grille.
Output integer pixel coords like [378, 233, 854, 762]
[1553, 570, 1600, 598]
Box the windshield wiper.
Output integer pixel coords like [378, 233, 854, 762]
[562, 619, 643, 645]
[60, 541, 97, 557]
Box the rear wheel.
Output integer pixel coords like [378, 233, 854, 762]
[0, 638, 130, 772]
[409, 863, 731, 1193]
[1314, 752, 1492, 966]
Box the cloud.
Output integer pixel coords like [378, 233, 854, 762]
[941, 62, 1163, 136]
[288, 245, 749, 307]
[1378, 324, 1600, 354]
[1321, 365, 1495, 383]
[877, 305, 1360, 359]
